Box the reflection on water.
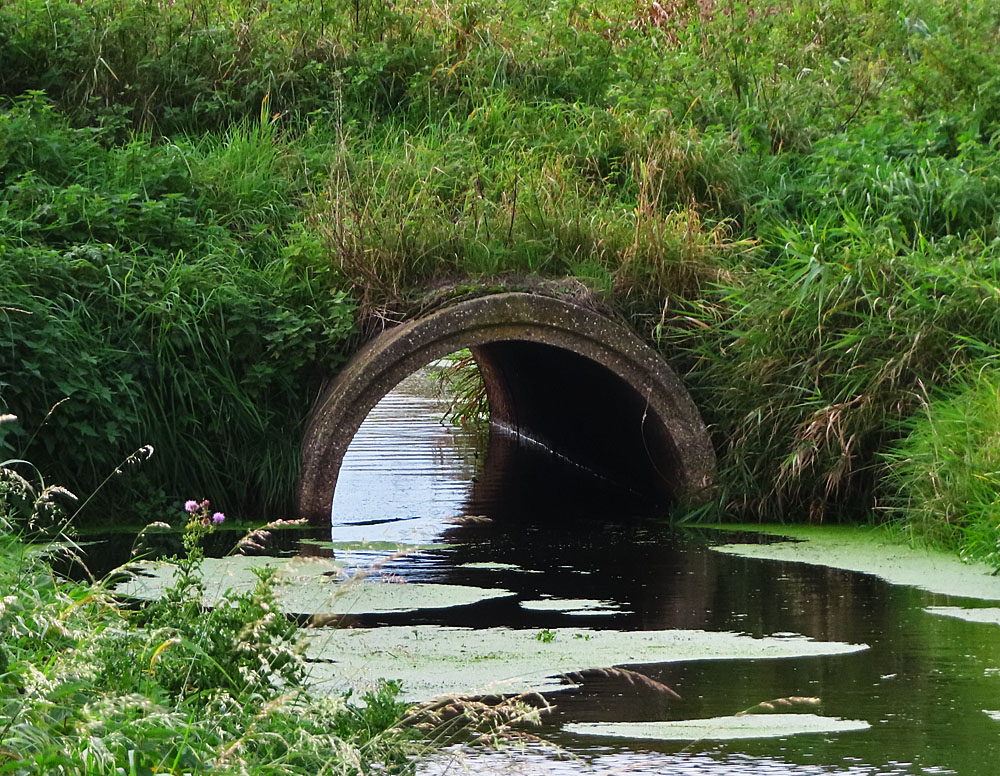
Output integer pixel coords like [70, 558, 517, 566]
[332, 368, 652, 550]
[331, 368, 1000, 776]
[331, 370, 481, 545]
[421, 746, 954, 776]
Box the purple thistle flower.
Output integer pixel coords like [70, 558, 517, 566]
[184, 500, 199, 514]
[212, 512, 225, 525]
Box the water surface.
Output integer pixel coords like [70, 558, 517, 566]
[93, 368, 1000, 775]
[326, 369, 1000, 776]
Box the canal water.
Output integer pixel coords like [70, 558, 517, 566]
[324, 368, 1000, 776]
[86, 366, 1000, 774]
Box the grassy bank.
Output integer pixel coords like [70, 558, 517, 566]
[2, 0, 999, 562]
[0, 456, 419, 774]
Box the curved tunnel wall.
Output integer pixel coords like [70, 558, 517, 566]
[297, 293, 715, 523]
[471, 339, 684, 500]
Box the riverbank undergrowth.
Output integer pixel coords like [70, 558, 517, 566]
[2, 0, 999, 561]
[0, 456, 419, 775]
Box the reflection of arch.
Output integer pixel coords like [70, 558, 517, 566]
[298, 293, 715, 523]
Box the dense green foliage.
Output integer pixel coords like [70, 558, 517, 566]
[883, 374, 1000, 566]
[2, 0, 999, 558]
[0, 456, 416, 775]
[0, 91, 354, 516]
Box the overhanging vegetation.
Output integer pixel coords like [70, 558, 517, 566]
[1, 0, 998, 560]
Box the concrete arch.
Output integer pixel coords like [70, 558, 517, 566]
[298, 292, 714, 522]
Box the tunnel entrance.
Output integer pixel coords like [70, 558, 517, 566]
[472, 340, 682, 501]
[298, 293, 714, 523]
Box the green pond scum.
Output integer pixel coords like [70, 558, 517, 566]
[710, 524, 1000, 601]
[563, 713, 872, 742]
[302, 624, 869, 701]
[115, 556, 517, 615]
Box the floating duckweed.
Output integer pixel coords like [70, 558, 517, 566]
[115, 556, 514, 614]
[712, 526, 1000, 601]
[564, 713, 871, 741]
[303, 625, 868, 701]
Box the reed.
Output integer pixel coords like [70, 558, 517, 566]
[3, 0, 1000, 559]
[882, 372, 1000, 565]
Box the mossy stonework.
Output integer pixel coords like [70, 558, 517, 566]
[298, 292, 715, 522]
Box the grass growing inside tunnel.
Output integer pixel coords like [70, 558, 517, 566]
[432, 350, 490, 430]
[2, 0, 1000, 562]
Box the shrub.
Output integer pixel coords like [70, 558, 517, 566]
[0, 94, 356, 518]
[0, 463, 420, 775]
[882, 371, 1000, 567]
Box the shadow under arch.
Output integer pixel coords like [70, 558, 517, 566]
[297, 293, 715, 523]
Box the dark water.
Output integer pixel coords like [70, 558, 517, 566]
[327, 370, 1000, 775]
[86, 369, 1000, 774]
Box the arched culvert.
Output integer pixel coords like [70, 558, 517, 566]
[297, 293, 714, 523]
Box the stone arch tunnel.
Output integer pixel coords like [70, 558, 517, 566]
[297, 292, 715, 522]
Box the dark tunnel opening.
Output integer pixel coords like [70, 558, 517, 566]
[471, 341, 683, 506]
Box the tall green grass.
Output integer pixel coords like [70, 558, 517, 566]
[676, 224, 1000, 523]
[3, 0, 1000, 552]
[0, 93, 355, 518]
[305, 120, 742, 311]
[883, 372, 1000, 565]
